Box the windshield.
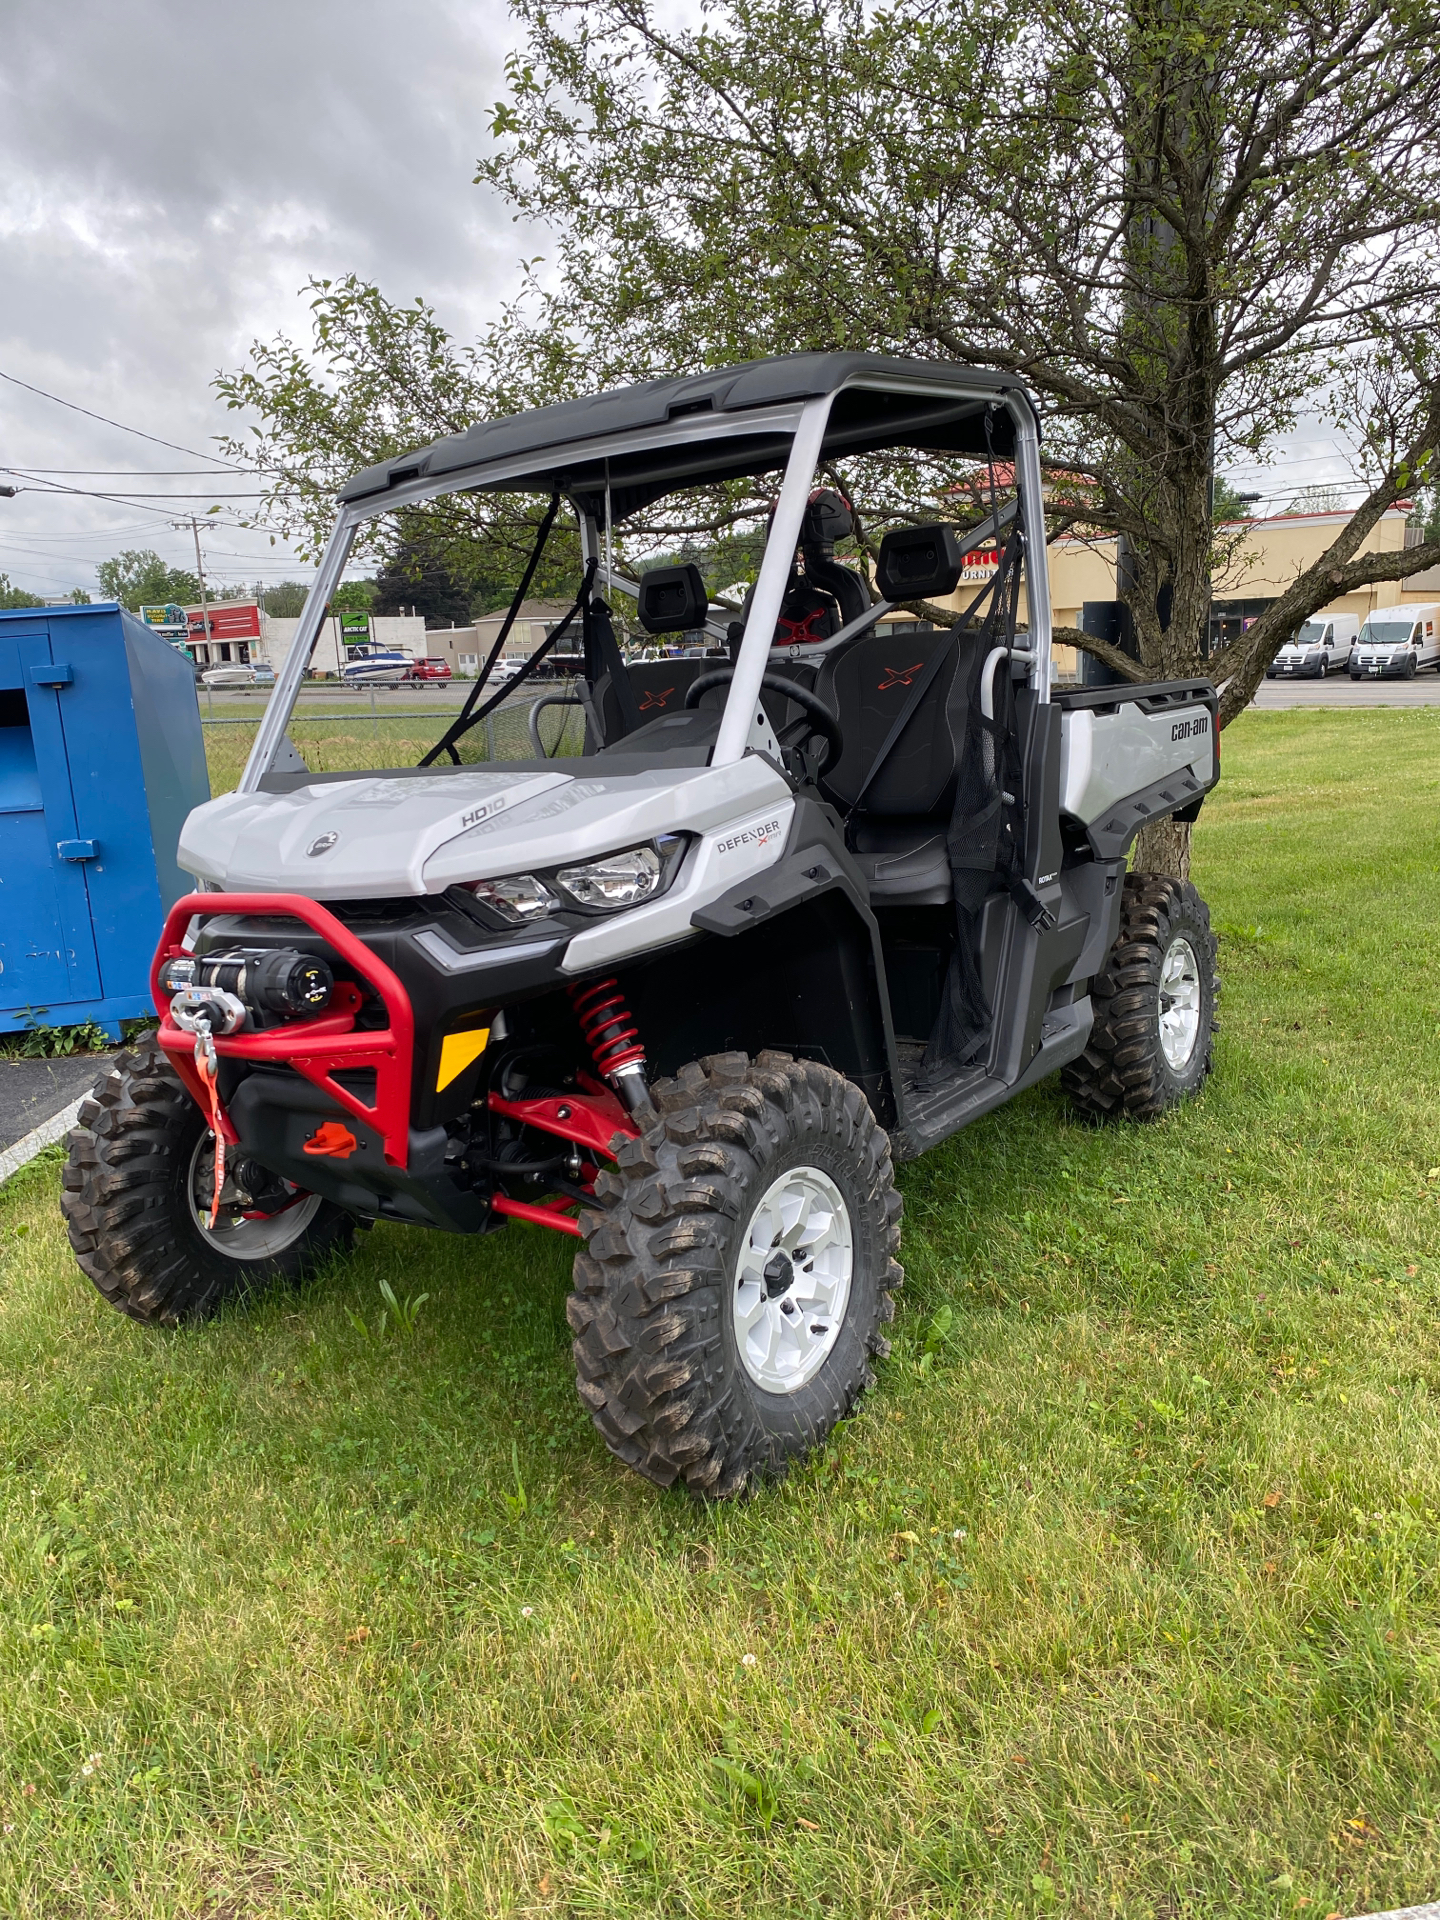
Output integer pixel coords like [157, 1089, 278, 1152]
[233, 370, 1051, 797]
[1358, 618, 1417, 648]
[1294, 621, 1328, 646]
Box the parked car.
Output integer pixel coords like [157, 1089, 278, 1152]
[1266, 612, 1359, 679]
[406, 657, 454, 682]
[1350, 603, 1440, 678]
[253, 663, 276, 687]
[200, 663, 259, 689]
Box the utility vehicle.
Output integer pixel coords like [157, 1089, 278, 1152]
[64, 354, 1220, 1498]
[1266, 612, 1359, 679]
[1350, 604, 1439, 678]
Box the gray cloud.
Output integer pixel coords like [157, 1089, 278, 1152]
[0, 0, 523, 595]
[0, 1, 1361, 599]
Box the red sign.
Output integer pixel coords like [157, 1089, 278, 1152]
[188, 602, 260, 640]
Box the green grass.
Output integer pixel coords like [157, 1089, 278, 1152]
[201, 696, 583, 795]
[3, 707, 1440, 1917]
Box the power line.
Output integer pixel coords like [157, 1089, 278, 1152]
[0, 367, 251, 473]
[2, 470, 288, 499]
[2, 477, 262, 530]
[0, 467, 280, 477]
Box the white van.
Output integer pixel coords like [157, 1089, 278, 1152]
[1350, 604, 1440, 679]
[1267, 612, 1360, 679]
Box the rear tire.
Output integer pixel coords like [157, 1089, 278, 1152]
[1063, 873, 1219, 1119]
[61, 1032, 354, 1325]
[568, 1051, 903, 1497]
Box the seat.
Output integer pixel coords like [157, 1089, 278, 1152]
[848, 819, 951, 904]
[812, 628, 968, 906]
[596, 657, 718, 743]
[595, 655, 817, 749]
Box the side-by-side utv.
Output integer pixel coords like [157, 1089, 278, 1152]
[63, 354, 1219, 1497]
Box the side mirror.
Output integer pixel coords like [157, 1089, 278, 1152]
[637, 564, 709, 635]
[875, 523, 968, 601]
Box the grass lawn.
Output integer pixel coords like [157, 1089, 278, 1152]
[3, 708, 1440, 1918]
[199, 692, 581, 795]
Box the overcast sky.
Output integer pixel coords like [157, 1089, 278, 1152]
[0, 0, 524, 600]
[0, 1, 1360, 603]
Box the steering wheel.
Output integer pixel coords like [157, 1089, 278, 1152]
[684, 669, 844, 768]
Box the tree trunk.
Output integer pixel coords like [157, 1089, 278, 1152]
[1132, 812, 1191, 881]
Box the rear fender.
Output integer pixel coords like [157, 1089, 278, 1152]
[1056, 680, 1218, 857]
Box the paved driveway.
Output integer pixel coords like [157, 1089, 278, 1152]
[1251, 675, 1440, 708]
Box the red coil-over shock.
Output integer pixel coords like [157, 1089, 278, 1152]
[568, 977, 654, 1119]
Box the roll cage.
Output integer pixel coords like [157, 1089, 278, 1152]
[239, 353, 1054, 792]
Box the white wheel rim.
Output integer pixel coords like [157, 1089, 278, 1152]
[732, 1166, 853, 1395]
[1158, 934, 1202, 1071]
[186, 1134, 323, 1261]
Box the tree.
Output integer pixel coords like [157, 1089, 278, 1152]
[217, 0, 1440, 874]
[248, 580, 309, 618]
[478, 0, 1440, 871]
[0, 574, 45, 609]
[373, 536, 477, 627]
[96, 550, 202, 612]
[330, 579, 376, 614]
[1410, 490, 1440, 546]
[1285, 486, 1352, 515]
[214, 276, 587, 615]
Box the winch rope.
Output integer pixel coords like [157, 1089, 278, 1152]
[191, 1015, 226, 1231]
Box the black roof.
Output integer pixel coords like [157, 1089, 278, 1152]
[338, 352, 1030, 522]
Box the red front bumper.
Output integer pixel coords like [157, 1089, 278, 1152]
[152, 893, 416, 1168]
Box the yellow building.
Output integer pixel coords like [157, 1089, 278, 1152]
[910, 503, 1432, 676]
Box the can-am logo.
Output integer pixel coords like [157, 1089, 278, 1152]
[1171, 714, 1210, 743]
[716, 816, 783, 855]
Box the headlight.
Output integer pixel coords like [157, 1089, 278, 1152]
[556, 844, 662, 909]
[467, 873, 559, 923]
[461, 836, 687, 924]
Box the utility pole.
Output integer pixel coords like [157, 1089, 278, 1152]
[174, 515, 214, 663]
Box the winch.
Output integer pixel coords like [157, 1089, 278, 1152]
[158, 947, 334, 1033]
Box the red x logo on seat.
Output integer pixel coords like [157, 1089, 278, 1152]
[878, 662, 923, 691]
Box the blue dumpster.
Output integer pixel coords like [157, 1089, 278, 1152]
[0, 601, 209, 1038]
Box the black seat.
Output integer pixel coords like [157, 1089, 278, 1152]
[594, 658, 720, 746]
[596, 656, 817, 750]
[812, 629, 967, 906]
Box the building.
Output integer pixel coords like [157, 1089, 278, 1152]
[259, 611, 426, 677]
[1045, 504, 1428, 666]
[899, 502, 1434, 675]
[416, 602, 578, 678]
[181, 601, 426, 676]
